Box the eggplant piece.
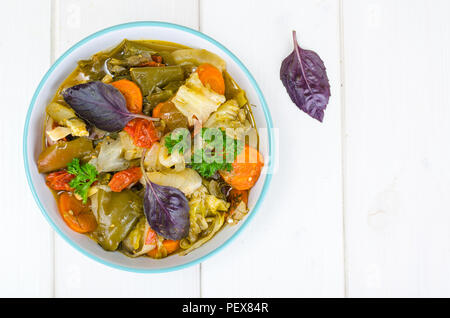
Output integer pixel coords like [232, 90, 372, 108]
[37, 137, 93, 173]
[130, 66, 184, 96]
[91, 189, 143, 251]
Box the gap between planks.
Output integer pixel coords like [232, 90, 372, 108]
[338, 0, 349, 298]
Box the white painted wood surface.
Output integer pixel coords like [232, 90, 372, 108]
[1, 0, 450, 297]
[0, 0, 53, 297]
[342, 0, 450, 297]
[53, 0, 201, 298]
[200, 0, 344, 297]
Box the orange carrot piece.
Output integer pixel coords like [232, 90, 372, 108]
[152, 102, 165, 118]
[147, 240, 180, 258]
[196, 63, 225, 95]
[163, 240, 180, 254]
[111, 79, 143, 114]
[220, 145, 264, 190]
[58, 192, 97, 233]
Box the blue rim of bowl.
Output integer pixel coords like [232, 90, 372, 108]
[23, 21, 274, 273]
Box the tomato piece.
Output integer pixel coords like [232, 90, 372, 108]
[140, 61, 165, 67]
[139, 55, 165, 67]
[152, 55, 163, 64]
[124, 118, 160, 148]
[58, 192, 97, 233]
[145, 228, 157, 245]
[45, 170, 75, 191]
[108, 167, 143, 192]
[220, 145, 264, 190]
[228, 189, 249, 216]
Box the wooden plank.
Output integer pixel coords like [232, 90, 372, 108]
[343, 0, 450, 297]
[0, 0, 53, 297]
[200, 0, 345, 297]
[53, 0, 200, 297]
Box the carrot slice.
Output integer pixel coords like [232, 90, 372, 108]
[147, 240, 180, 258]
[163, 240, 180, 254]
[58, 192, 97, 233]
[220, 145, 264, 190]
[152, 102, 165, 118]
[111, 79, 143, 114]
[197, 63, 225, 95]
[108, 167, 142, 192]
[147, 248, 158, 258]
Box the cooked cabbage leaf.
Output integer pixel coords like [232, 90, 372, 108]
[46, 102, 89, 137]
[119, 131, 142, 160]
[171, 49, 226, 71]
[143, 142, 164, 172]
[172, 72, 225, 125]
[204, 99, 251, 138]
[122, 217, 157, 257]
[179, 186, 229, 255]
[89, 137, 129, 173]
[143, 169, 202, 196]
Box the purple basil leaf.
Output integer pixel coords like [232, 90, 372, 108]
[143, 180, 190, 241]
[62, 81, 135, 132]
[280, 31, 331, 122]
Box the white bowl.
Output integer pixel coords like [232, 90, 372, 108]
[23, 22, 274, 272]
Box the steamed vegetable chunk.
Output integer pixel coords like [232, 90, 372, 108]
[91, 189, 142, 251]
[130, 66, 184, 96]
[37, 39, 263, 259]
[172, 72, 225, 125]
[46, 102, 89, 137]
[171, 49, 226, 71]
[38, 137, 93, 173]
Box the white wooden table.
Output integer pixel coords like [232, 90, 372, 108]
[2, 0, 450, 297]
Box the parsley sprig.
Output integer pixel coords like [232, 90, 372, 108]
[165, 128, 190, 155]
[67, 158, 98, 203]
[164, 128, 244, 178]
[191, 128, 243, 178]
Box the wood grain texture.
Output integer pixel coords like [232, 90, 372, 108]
[0, 0, 53, 297]
[200, 0, 345, 297]
[53, 0, 201, 298]
[342, 0, 450, 297]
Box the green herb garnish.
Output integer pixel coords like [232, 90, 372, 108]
[165, 128, 190, 155]
[67, 158, 98, 203]
[190, 128, 244, 178]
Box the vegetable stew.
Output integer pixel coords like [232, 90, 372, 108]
[38, 39, 263, 259]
